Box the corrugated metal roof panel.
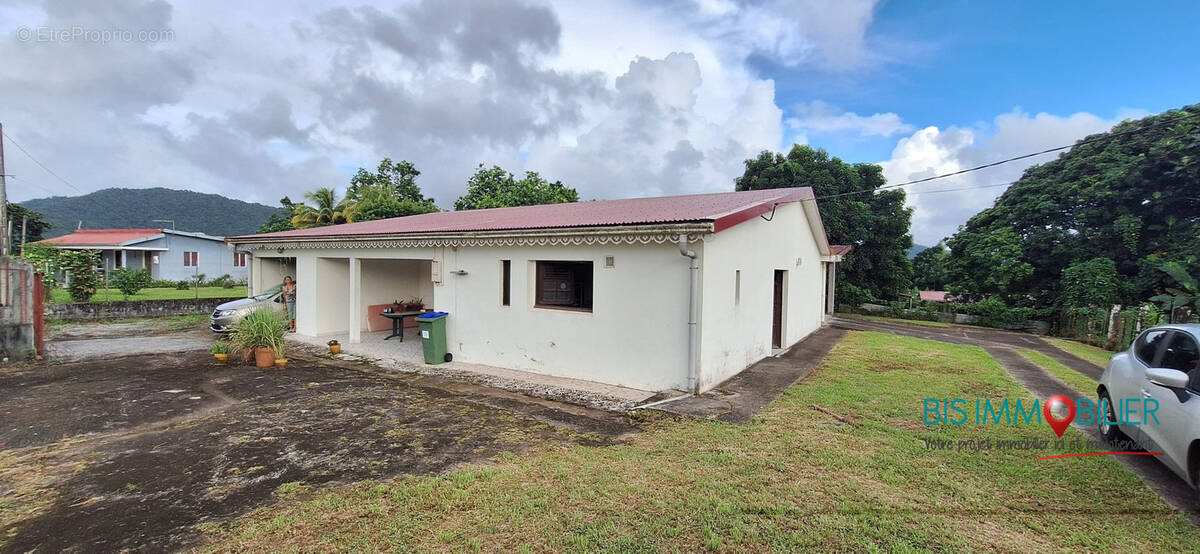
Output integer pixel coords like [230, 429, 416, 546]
[232, 188, 813, 240]
[38, 228, 163, 247]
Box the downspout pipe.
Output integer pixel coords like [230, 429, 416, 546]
[678, 235, 699, 394]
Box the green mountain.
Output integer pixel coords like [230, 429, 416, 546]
[20, 187, 277, 238]
[906, 244, 928, 258]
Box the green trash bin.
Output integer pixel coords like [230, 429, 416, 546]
[417, 311, 451, 364]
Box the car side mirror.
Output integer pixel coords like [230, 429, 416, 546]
[1147, 367, 1189, 389]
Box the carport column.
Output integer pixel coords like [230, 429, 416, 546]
[824, 262, 837, 315]
[348, 257, 362, 344]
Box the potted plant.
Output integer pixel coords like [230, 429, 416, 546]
[402, 296, 424, 312]
[328, 339, 341, 355]
[230, 308, 288, 369]
[273, 342, 288, 369]
[211, 340, 231, 365]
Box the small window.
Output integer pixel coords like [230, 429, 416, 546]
[501, 260, 511, 306]
[1160, 332, 1200, 373]
[233, 252, 247, 267]
[183, 251, 198, 267]
[734, 270, 741, 305]
[1135, 329, 1169, 366]
[535, 261, 592, 311]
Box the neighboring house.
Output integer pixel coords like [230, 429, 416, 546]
[37, 228, 248, 282]
[919, 290, 952, 303]
[229, 189, 849, 394]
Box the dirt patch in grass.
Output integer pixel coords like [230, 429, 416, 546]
[0, 350, 632, 552]
[198, 331, 1196, 552]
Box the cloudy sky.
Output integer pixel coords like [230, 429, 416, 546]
[0, 0, 1196, 244]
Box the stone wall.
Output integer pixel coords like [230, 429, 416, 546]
[47, 297, 243, 320]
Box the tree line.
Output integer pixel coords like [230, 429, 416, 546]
[912, 103, 1200, 318]
[257, 160, 579, 233]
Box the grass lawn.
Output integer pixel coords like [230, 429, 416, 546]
[50, 286, 246, 304]
[836, 312, 954, 328]
[198, 331, 1195, 552]
[1019, 349, 1098, 397]
[1045, 337, 1116, 368]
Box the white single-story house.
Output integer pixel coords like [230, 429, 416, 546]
[36, 228, 249, 282]
[229, 188, 848, 394]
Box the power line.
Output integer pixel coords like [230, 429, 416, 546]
[901, 181, 1015, 198]
[6, 175, 59, 197]
[815, 109, 1200, 201]
[0, 131, 84, 194]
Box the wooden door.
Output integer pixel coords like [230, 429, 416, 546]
[772, 270, 785, 348]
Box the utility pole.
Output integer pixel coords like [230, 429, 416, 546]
[0, 122, 8, 257]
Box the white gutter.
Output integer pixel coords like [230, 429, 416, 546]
[678, 234, 699, 394]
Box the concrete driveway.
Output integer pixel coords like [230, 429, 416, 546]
[0, 345, 633, 552]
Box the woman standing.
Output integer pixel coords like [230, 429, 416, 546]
[282, 276, 297, 332]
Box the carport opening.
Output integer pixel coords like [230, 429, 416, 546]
[253, 256, 296, 296]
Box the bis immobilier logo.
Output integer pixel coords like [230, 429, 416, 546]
[921, 394, 1164, 460]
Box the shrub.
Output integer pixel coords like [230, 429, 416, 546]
[60, 250, 100, 302]
[175, 280, 191, 290]
[230, 308, 288, 353]
[110, 268, 152, 298]
[207, 274, 235, 288]
[149, 279, 177, 288]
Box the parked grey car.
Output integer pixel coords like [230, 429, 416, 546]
[210, 285, 287, 332]
[1098, 324, 1200, 487]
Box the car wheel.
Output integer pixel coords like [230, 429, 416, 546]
[1098, 390, 1124, 443]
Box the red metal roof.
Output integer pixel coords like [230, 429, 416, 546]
[38, 228, 163, 247]
[829, 244, 852, 256]
[919, 290, 951, 302]
[233, 188, 815, 240]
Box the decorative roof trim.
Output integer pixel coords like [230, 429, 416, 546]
[240, 229, 710, 251]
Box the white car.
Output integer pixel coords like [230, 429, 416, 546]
[1098, 324, 1200, 486]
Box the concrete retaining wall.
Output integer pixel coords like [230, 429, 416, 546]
[47, 297, 243, 320]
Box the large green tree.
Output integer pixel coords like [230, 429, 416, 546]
[736, 144, 914, 303]
[912, 243, 949, 290]
[944, 103, 1200, 307]
[344, 158, 439, 220]
[257, 196, 297, 233]
[6, 203, 51, 252]
[454, 164, 579, 211]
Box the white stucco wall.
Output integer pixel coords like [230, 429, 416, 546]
[248, 209, 829, 393]
[696, 202, 826, 390]
[438, 242, 692, 392]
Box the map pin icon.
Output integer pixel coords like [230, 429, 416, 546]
[1043, 395, 1076, 438]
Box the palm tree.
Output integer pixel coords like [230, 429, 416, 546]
[291, 187, 353, 228]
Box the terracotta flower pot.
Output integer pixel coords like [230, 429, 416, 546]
[254, 347, 275, 369]
[274, 358, 288, 369]
[240, 348, 255, 364]
[329, 344, 342, 355]
[213, 353, 229, 365]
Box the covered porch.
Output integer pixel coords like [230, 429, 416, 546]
[304, 256, 436, 348]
